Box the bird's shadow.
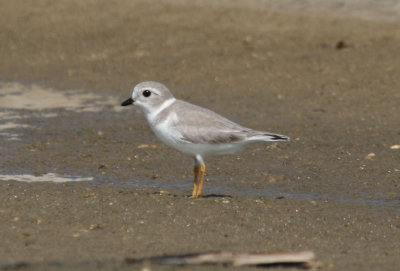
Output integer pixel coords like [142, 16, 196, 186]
[185, 194, 232, 199]
[203, 193, 232, 198]
[152, 192, 232, 199]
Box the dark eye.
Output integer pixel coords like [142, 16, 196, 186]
[143, 90, 151, 97]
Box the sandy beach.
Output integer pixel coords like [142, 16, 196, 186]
[0, 1, 399, 270]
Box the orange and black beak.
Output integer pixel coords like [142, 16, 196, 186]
[121, 98, 134, 106]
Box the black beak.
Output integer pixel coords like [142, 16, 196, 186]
[121, 97, 134, 106]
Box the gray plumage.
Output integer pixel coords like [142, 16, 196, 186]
[155, 99, 289, 145]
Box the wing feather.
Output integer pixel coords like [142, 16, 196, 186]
[170, 100, 248, 144]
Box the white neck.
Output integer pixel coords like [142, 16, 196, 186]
[147, 98, 176, 120]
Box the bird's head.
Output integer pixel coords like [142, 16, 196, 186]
[121, 81, 175, 114]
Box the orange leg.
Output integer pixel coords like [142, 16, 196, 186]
[195, 165, 206, 198]
[190, 165, 200, 198]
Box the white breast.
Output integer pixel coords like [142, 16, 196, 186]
[145, 99, 185, 151]
[150, 112, 183, 148]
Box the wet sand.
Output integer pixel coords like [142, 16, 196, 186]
[0, 1, 400, 270]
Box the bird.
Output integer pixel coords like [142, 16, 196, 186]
[121, 81, 289, 198]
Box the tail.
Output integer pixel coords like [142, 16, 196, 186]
[248, 132, 290, 142]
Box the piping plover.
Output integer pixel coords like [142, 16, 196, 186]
[121, 81, 289, 198]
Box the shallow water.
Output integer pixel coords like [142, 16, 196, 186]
[0, 173, 93, 183]
[1, 170, 398, 210]
[1, 81, 399, 211]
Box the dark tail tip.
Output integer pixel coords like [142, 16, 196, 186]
[267, 134, 290, 141]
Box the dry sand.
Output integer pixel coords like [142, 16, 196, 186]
[0, 1, 399, 270]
